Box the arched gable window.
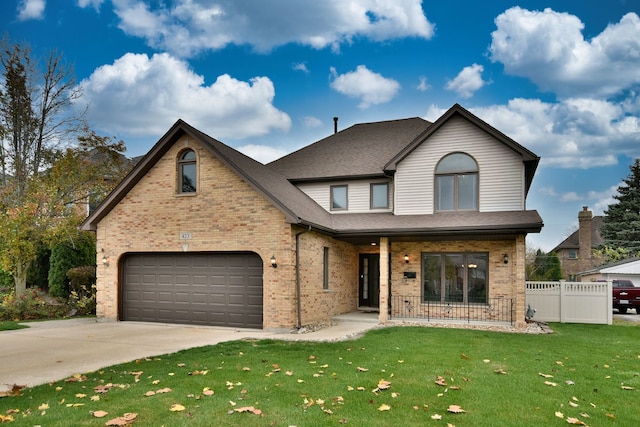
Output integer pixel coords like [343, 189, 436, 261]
[435, 152, 478, 211]
[178, 149, 197, 193]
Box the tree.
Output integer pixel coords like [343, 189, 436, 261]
[601, 159, 640, 253]
[0, 38, 127, 296]
[526, 248, 562, 281]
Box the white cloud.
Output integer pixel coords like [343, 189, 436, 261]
[330, 65, 400, 109]
[76, 52, 291, 139]
[107, 0, 434, 57]
[77, 0, 104, 10]
[292, 62, 309, 73]
[490, 7, 640, 98]
[417, 76, 430, 91]
[560, 192, 583, 202]
[237, 144, 288, 164]
[426, 96, 640, 169]
[303, 116, 323, 128]
[445, 64, 486, 98]
[17, 0, 45, 21]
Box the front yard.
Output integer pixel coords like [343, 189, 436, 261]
[1, 322, 639, 426]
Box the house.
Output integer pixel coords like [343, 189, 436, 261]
[81, 104, 543, 330]
[579, 258, 640, 285]
[550, 206, 604, 280]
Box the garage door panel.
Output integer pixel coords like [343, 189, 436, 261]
[123, 253, 263, 328]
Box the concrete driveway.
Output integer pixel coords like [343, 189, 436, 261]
[1, 317, 378, 392]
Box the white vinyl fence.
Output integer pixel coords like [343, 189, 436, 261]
[525, 280, 613, 325]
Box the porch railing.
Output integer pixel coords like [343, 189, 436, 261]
[390, 296, 514, 324]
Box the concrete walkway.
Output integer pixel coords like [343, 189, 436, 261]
[1, 316, 379, 392]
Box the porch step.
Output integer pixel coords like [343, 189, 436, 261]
[333, 312, 379, 323]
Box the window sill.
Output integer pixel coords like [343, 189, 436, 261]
[175, 192, 197, 197]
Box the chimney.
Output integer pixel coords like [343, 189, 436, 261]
[578, 206, 593, 260]
[333, 117, 338, 134]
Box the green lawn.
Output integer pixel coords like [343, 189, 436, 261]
[1, 322, 639, 426]
[0, 321, 27, 331]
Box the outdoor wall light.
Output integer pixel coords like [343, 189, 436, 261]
[101, 249, 109, 267]
[270, 255, 277, 268]
[503, 253, 509, 264]
[404, 254, 409, 263]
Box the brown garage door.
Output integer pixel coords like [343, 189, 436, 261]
[122, 252, 263, 328]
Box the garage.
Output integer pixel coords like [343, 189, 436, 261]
[121, 252, 263, 328]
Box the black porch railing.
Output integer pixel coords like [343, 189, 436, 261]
[390, 296, 514, 325]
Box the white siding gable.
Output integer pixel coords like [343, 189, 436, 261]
[297, 180, 393, 213]
[394, 116, 524, 215]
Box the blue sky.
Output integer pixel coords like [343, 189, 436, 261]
[2, 0, 640, 252]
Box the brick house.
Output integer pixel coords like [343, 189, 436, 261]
[551, 206, 605, 280]
[81, 104, 543, 330]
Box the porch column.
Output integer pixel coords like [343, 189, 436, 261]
[379, 237, 389, 323]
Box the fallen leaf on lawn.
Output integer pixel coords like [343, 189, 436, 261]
[431, 414, 442, 420]
[447, 405, 465, 413]
[539, 373, 554, 378]
[357, 386, 366, 391]
[566, 380, 575, 385]
[92, 410, 108, 418]
[391, 392, 399, 398]
[76, 393, 87, 398]
[435, 376, 447, 386]
[152, 380, 160, 385]
[566, 417, 586, 425]
[483, 359, 490, 363]
[378, 404, 391, 411]
[242, 367, 251, 371]
[460, 353, 469, 360]
[0, 415, 14, 422]
[38, 403, 49, 410]
[569, 401, 579, 408]
[203, 388, 214, 396]
[156, 388, 172, 394]
[357, 367, 369, 372]
[555, 411, 564, 419]
[556, 361, 564, 366]
[105, 412, 137, 426]
[235, 406, 263, 415]
[347, 386, 354, 391]
[90, 395, 100, 401]
[170, 404, 186, 412]
[144, 391, 156, 397]
[297, 379, 304, 383]
[377, 379, 391, 390]
[606, 413, 616, 420]
[0, 384, 26, 398]
[544, 381, 558, 387]
[579, 413, 590, 418]
[65, 374, 87, 383]
[285, 371, 293, 376]
[621, 385, 634, 390]
[494, 368, 507, 375]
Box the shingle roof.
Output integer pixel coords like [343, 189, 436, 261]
[551, 216, 604, 252]
[268, 117, 431, 181]
[82, 105, 543, 239]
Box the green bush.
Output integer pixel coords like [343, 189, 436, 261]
[0, 288, 67, 321]
[66, 266, 97, 316]
[48, 233, 96, 298]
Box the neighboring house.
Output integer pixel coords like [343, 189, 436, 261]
[579, 258, 640, 285]
[551, 207, 604, 280]
[81, 104, 543, 330]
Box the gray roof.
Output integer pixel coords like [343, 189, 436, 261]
[268, 117, 431, 181]
[82, 104, 543, 239]
[551, 216, 604, 252]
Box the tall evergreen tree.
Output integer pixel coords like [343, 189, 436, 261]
[601, 159, 640, 252]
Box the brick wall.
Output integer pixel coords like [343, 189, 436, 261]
[95, 136, 298, 329]
[390, 238, 527, 327]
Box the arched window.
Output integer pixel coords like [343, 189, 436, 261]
[178, 149, 197, 193]
[435, 153, 478, 211]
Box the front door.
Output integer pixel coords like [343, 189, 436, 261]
[359, 254, 380, 308]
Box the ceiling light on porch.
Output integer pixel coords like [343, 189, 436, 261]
[371, 242, 377, 246]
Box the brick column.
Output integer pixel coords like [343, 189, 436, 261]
[514, 234, 527, 329]
[379, 237, 389, 323]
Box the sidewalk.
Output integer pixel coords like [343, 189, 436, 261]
[1, 317, 379, 391]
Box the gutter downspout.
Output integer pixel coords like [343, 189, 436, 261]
[295, 225, 312, 329]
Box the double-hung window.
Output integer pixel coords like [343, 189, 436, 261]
[422, 252, 488, 303]
[178, 149, 197, 193]
[331, 185, 348, 211]
[435, 153, 478, 211]
[370, 183, 389, 209]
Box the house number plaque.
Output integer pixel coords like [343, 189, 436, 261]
[179, 232, 192, 240]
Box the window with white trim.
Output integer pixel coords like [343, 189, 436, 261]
[435, 153, 478, 211]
